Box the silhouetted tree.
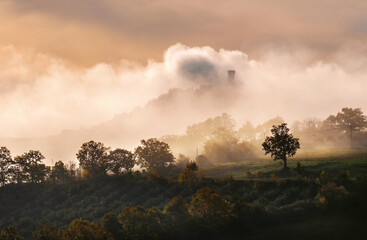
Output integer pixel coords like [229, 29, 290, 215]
[32, 224, 59, 240]
[108, 148, 135, 175]
[14, 150, 47, 183]
[135, 138, 174, 172]
[51, 161, 69, 182]
[262, 123, 300, 169]
[0, 146, 12, 186]
[76, 141, 109, 177]
[178, 161, 199, 186]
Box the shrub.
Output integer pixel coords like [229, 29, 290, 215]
[316, 182, 348, 208]
[178, 162, 199, 186]
[118, 206, 164, 240]
[188, 187, 231, 228]
[32, 224, 60, 240]
[62, 218, 113, 240]
[291, 161, 305, 176]
[0, 226, 24, 240]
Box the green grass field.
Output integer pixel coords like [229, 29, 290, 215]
[204, 148, 367, 179]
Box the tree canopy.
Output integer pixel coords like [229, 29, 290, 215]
[324, 107, 367, 132]
[108, 148, 135, 174]
[135, 138, 174, 172]
[262, 123, 300, 169]
[76, 141, 109, 177]
[14, 150, 47, 183]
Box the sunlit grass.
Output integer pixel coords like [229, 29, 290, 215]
[204, 148, 367, 179]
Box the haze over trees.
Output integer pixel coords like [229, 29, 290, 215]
[324, 107, 367, 132]
[0, 109, 367, 239]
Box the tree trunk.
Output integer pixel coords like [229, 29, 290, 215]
[283, 158, 287, 169]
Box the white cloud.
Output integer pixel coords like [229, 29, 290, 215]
[0, 43, 367, 138]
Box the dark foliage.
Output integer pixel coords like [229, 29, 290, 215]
[135, 138, 174, 172]
[76, 141, 110, 177]
[262, 123, 300, 169]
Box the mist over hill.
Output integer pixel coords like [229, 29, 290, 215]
[0, 82, 241, 163]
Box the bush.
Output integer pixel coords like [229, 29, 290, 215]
[32, 224, 60, 240]
[316, 182, 348, 208]
[118, 206, 165, 240]
[0, 226, 24, 240]
[188, 187, 231, 228]
[62, 218, 113, 240]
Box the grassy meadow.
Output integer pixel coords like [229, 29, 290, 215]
[205, 148, 367, 179]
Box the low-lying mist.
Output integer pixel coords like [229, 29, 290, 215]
[1, 43, 367, 162]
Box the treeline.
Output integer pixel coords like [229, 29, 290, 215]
[163, 107, 367, 162]
[0, 137, 179, 186]
[2, 107, 366, 186]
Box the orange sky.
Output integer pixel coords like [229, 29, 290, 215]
[1, 0, 367, 66]
[1, 0, 367, 139]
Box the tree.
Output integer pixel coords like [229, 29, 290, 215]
[203, 127, 253, 163]
[108, 148, 135, 175]
[203, 127, 239, 162]
[188, 187, 231, 228]
[62, 219, 113, 240]
[76, 141, 109, 177]
[324, 107, 367, 132]
[51, 161, 69, 182]
[101, 213, 124, 240]
[118, 206, 164, 240]
[32, 224, 60, 240]
[0, 147, 12, 186]
[262, 123, 300, 169]
[14, 150, 47, 183]
[135, 138, 174, 172]
[164, 196, 188, 221]
[178, 161, 199, 186]
[175, 154, 191, 169]
[256, 116, 285, 137]
[163, 196, 189, 234]
[238, 121, 257, 141]
[185, 113, 236, 139]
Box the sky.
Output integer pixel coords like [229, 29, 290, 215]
[1, 0, 367, 138]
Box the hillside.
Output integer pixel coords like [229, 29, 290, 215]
[1, 150, 367, 239]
